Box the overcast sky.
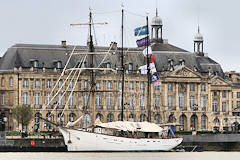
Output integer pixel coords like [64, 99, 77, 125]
[0, 0, 240, 72]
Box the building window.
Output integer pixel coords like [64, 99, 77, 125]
[1, 94, 5, 105]
[84, 80, 88, 89]
[179, 92, 184, 108]
[58, 80, 62, 88]
[35, 79, 40, 88]
[237, 92, 240, 98]
[237, 101, 240, 108]
[128, 63, 133, 71]
[140, 114, 146, 122]
[154, 84, 160, 90]
[118, 81, 122, 91]
[201, 115, 207, 130]
[96, 81, 101, 90]
[23, 79, 29, 88]
[190, 84, 195, 91]
[190, 96, 195, 108]
[118, 94, 122, 109]
[69, 113, 75, 122]
[212, 99, 218, 112]
[155, 95, 160, 109]
[58, 93, 62, 105]
[201, 84, 206, 92]
[213, 92, 217, 97]
[69, 81, 74, 88]
[23, 92, 28, 105]
[140, 94, 145, 109]
[33, 60, 38, 68]
[9, 77, 13, 87]
[168, 95, 172, 109]
[107, 113, 114, 122]
[129, 81, 134, 90]
[46, 92, 51, 105]
[168, 83, 173, 91]
[35, 93, 40, 105]
[222, 102, 226, 112]
[222, 91, 226, 98]
[107, 81, 112, 90]
[129, 94, 134, 109]
[201, 96, 206, 108]
[140, 82, 145, 90]
[56, 61, 62, 69]
[83, 93, 88, 107]
[69, 93, 74, 106]
[107, 94, 112, 109]
[96, 94, 101, 108]
[106, 62, 111, 68]
[46, 79, 51, 88]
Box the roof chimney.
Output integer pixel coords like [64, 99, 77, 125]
[61, 40, 67, 48]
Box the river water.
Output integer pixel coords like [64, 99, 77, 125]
[0, 152, 239, 160]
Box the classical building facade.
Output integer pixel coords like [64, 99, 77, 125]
[0, 14, 239, 132]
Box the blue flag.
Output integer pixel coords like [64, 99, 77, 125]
[134, 25, 148, 36]
[136, 36, 150, 47]
[150, 72, 159, 83]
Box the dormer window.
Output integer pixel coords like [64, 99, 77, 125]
[179, 59, 185, 66]
[128, 63, 133, 71]
[106, 62, 111, 68]
[57, 61, 62, 69]
[168, 59, 173, 66]
[33, 60, 39, 68]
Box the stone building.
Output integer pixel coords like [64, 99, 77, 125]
[0, 14, 239, 132]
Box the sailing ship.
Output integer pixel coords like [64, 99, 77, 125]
[44, 7, 183, 151]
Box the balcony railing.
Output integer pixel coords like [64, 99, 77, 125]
[96, 105, 103, 110]
[69, 105, 76, 109]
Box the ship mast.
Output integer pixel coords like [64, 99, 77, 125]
[121, 7, 124, 121]
[146, 15, 151, 122]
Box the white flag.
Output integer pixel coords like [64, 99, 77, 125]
[139, 65, 147, 74]
[142, 46, 152, 56]
[150, 63, 157, 73]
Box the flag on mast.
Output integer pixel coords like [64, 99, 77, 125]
[134, 25, 148, 36]
[136, 36, 150, 47]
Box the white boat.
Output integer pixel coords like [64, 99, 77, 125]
[59, 121, 183, 151]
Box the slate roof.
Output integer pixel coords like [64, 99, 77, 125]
[0, 42, 224, 77]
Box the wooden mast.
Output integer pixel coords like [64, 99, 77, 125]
[146, 15, 151, 122]
[121, 7, 125, 121]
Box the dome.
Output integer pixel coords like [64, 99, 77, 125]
[194, 26, 203, 41]
[194, 33, 203, 41]
[151, 16, 162, 26]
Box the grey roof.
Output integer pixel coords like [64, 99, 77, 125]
[0, 43, 224, 77]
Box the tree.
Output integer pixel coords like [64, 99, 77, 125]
[12, 105, 33, 132]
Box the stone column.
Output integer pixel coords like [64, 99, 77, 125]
[186, 83, 190, 111]
[176, 83, 179, 111]
[229, 91, 232, 116]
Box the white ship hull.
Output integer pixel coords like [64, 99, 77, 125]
[59, 128, 183, 152]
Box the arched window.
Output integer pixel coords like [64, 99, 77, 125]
[213, 117, 220, 126]
[179, 114, 187, 131]
[129, 114, 135, 121]
[107, 113, 114, 122]
[154, 114, 161, 124]
[69, 113, 75, 122]
[96, 113, 103, 121]
[140, 114, 146, 122]
[34, 112, 41, 131]
[201, 115, 207, 130]
[46, 112, 52, 130]
[190, 115, 198, 131]
[57, 113, 64, 126]
[81, 114, 91, 128]
[168, 114, 176, 123]
[118, 114, 124, 121]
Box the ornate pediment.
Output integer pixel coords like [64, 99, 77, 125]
[211, 77, 231, 86]
[170, 67, 201, 78]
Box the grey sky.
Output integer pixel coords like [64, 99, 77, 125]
[0, 0, 239, 72]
